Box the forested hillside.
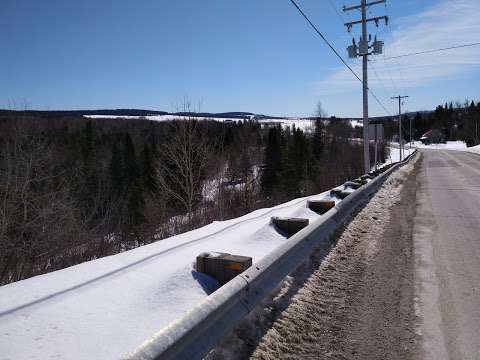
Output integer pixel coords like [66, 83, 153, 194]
[0, 114, 383, 284]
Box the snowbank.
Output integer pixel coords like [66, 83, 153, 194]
[412, 140, 467, 151]
[0, 189, 340, 360]
[405, 140, 480, 156]
[386, 146, 415, 165]
[466, 144, 480, 155]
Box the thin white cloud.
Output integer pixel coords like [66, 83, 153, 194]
[316, 0, 480, 94]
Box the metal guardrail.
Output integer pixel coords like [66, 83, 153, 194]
[123, 150, 417, 360]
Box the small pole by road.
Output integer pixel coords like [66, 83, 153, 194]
[391, 95, 408, 160]
[409, 114, 412, 148]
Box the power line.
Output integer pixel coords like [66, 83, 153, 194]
[380, 53, 400, 94]
[369, 60, 392, 93]
[342, 0, 390, 173]
[288, 0, 392, 116]
[383, 42, 480, 60]
[384, 2, 408, 95]
[288, 0, 361, 83]
[327, 0, 347, 24]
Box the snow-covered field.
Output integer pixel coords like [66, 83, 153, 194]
[84, 114, 253, 122]
[85, 114, 316, 131]
[84, 114, 360, 132]
[258, 118, 315, 132]
[0, 189, 343, 360]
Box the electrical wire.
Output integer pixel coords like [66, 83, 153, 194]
[327, 0, 395, 114]
[327, 0, 347, 24]
[383, 42, 480, 60]
[288, 0, 392, 116]
[288, 0, 361, 83]
[369, 60, 392, 93]
[381, 53, 400, 94]
[384, 2, 408, 96]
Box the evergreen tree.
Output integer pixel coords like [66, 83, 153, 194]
[312, 119, 325, 159]
[261, 126, 283, 196]
[127, 181, 145, 227]
[109, 140, 124, 195]
[281, 128, 312, 196]
[122, 133, 144, 228]
[141, 143, 157, 194]
[80, 120, 94, 167]
[413, 112, 422, 139]
[78, 120, 98, 217]
[123, 133, 140, 183]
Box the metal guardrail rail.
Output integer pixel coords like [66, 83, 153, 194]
[124, 150, 417, 360]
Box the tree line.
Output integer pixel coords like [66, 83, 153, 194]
[381, 100, 480, 146]
[0, 113, 383, 284]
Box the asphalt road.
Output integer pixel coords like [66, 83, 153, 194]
[414, 150, 480, 360]
[243, 150, 480, 360]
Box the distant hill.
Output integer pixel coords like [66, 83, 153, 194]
[0, 109, 261, 119]
[0, 108, 434, 120]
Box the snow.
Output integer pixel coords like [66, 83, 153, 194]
[198, 252, 224, 259]
[386, 146, 415, 164]
[258, 118, 315, 132]
[412, 140, 467, 150]
[0, 141, 416, 360]
[350, 119, 362, 128]
[391, 140, 480, 157]
[84, 115, 363, 133]
[84, 114, 251, 123]
[466, 144, 480, 155]
[401, 140, 480, 156]
[84, 114, 317, 132]
[0, 188, 342, 360]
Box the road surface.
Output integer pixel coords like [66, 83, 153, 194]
[242, 150, 480, 359]
[414, 150, 480, 360]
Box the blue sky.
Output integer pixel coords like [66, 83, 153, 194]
[2, 0, 479, 117]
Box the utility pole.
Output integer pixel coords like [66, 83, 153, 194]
[391, 95, 408, 160]
[344, 0, 388, 174]
[409, 113, 412, 148]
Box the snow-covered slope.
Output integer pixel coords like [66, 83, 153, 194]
[85, 114, 251, 122]
[0, 192, 342, 359]
[84, 114, 316, 131]
[0, 146, 406, 360]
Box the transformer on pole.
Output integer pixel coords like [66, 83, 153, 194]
[343, 0, 388, 174]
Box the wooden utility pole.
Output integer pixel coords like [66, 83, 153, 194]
[344, 0, 388, 173]
[391, 95, 409, 160]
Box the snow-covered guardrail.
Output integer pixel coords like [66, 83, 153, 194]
[124, 150, 417, 360]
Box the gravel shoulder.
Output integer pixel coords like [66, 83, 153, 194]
[249, 155, 420, 360]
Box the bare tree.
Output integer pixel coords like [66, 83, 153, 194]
[314, 101, 328, 118]
[0, 121, 85, 283]
[156, 119, 213, 223]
